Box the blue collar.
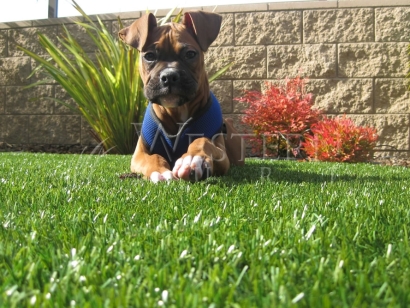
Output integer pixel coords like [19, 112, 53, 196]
[140, 92, 223, 167]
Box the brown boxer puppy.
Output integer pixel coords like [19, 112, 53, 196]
[119, 11, 244, 182]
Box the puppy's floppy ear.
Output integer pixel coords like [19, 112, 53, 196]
[182, 11, 222, 52]
[118, 13, 157, 51]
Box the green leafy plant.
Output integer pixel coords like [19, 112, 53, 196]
[303, 115, 378, 162]
[236, 77, 321, 157]
[20, 1, 145, 154]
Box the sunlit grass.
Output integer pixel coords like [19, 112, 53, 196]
[1, 153, 410, 307]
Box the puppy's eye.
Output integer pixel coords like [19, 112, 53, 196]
[185, 50, 196, 59]
[144, 52, 156, 62]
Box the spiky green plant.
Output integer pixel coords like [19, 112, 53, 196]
[20, 1, 145, 154]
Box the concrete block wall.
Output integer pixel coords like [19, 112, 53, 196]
[0, 0, 409, 157]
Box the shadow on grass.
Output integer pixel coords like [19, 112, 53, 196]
[119, 159, 401, 185]
[222, 159, 388, 185]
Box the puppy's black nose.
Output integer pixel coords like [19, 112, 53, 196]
[160, 68, 180, 87]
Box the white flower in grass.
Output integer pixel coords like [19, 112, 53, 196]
[227, 245, 235, 254]
[30, 295, 36, 305]
[161, 290, 169, 302]
[386, 244, 392, 258]
[194, 212, 201, 223]
[69, 260, 80, 268]
[291, 292, 304, 304]
[6, 286, 17, 296]
[305, 225, 316, 240]
[179, 249, 188, 259]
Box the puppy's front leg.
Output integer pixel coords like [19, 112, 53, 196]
[172, 135, 230, 181]
[131, 137, 175, 182]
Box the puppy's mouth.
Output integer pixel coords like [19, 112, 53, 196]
[156, 94, 187, 108]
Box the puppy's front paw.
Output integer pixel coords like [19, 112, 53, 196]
[172, 155, 212, 182]
[150, 170, 175, 183]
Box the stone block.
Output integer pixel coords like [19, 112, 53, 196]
[0, 21, 32, 30]
[207, 3, 268, 13]
[304, 9, 373, 43]
[8, 26, 58, 57]
[0, 87, 5, 114]
[206, 46, 266, 79]
[339, 0, 410, 8]
[374, 79, 410, 113]
[59, 21, 111, 53]
[29, 115, 81, 144]
[338, 43, 408, 77]
[81, 117, 98, 146]
[235, 11, 301, 45]
[348, 114, 409, 151]
[232, 80, 265, 113]
[308, 79, 373, 113]
[54, 86, 77, 115]
[6, 86, 54, 114]
[0, 57, 31, 86]
[0, 30, 7, 57]
[376, 7, 410, 42]
[210, 80, 233, 113]
[0, 116, 4, 141]
[0, 115, 30, 143]
[32, 16, 82, 27]
[213, 14, 234, 47]
[28, 59, 52, 84]
[114, 11, 141, 21]
[268, 1, 337, 10]
[268, 44, 336, 79]
[373, 150, 410, 159]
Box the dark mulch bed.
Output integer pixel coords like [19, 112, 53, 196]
[1, 142, 409, 167]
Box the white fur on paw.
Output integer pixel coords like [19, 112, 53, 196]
[190, 156, 204, 180]
[150, 171, 162, 183]
[150, 171, 174, 183]
[172, 157, 183, 178]
[172, 155, 210, 181]
[161, 170, 174, 181]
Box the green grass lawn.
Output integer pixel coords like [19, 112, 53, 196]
[1, 152, 409, 307]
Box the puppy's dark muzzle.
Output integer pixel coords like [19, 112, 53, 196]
[160, 68, 181, 88]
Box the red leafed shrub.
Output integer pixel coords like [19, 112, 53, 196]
[303, 115, 378, 162]
[236, 77, 321, 156]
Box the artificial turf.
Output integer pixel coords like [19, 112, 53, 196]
[0, 152, 409, 307]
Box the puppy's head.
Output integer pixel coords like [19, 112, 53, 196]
[119, 11, 222, 108]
